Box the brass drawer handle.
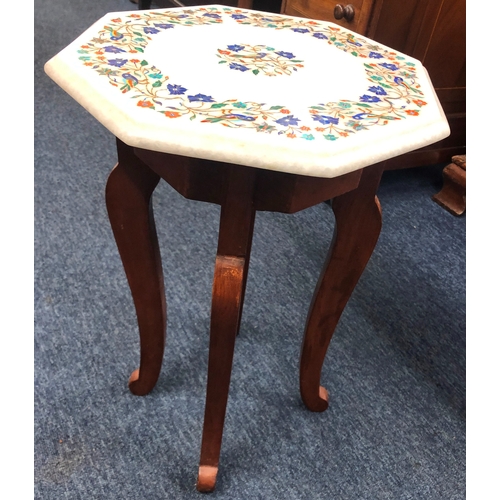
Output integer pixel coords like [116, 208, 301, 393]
[334, 4, 355, 22]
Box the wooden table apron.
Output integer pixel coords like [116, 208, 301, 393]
[105, 137, 384, 491]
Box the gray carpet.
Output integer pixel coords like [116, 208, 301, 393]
[35, 0, 466, 498]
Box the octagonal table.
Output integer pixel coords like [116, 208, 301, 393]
[45, 4, 449, 492]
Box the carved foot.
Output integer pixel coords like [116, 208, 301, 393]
[128, 369, 150, 396]
[197, 465, 218, 493]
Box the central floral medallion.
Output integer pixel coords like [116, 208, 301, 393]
[216, 43, 304, 76]
[77, 8, 428, 142]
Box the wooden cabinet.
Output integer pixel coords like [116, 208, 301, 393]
[281, 0, 466, 169]
[281, 0, 375, 33]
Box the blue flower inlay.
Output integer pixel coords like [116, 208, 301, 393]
[275, 51, 295, 59]
[229, 62, 250, 72]
[380, 62, 398, 71]
[312, 115, 340, 125]
[167, 84, 187, 95]
[359, 94, 381, 103]
[104, 46, 125, 53]
[188, 93, 215, 103]
[276, 115, 300, 126]
[108, 58, 127, 67]
[154, 23, 174, 29]
[368, 86, 388, 96]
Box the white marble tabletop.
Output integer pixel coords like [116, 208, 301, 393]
[45, 5, 449, 178]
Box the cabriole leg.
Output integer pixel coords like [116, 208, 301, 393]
[105, 139, 166, 396]
[300, 165, 384, 412]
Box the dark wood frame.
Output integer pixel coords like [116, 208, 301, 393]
[106, 139, 384, 491]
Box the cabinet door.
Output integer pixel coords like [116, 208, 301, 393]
[281, 0, 376, 34]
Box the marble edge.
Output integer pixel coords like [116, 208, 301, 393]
[119, 113, 450, 178]
[44, 51, 450, 179]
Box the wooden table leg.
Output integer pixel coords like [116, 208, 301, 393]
[197, 165, 256, 492]
[299, 164, 384, 412]
[236, 208, 255, 336]
[105, 139, 167, 396]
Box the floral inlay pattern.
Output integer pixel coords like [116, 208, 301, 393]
[77, 7, 428, 142]
[216, 44, 303, 76]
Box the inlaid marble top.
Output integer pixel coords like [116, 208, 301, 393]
[45, 5, 450, 178]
